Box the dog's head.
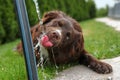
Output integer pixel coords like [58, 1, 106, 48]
[40, 11, 84, 50]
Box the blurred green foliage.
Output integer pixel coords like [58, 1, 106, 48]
[0, 0, 19, 44]
[96, 5, 108, 17]
[38, 0, 96, 21]
[0, 0, 96, 44]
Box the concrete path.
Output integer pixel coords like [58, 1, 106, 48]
[54, 57, 120, 80]
[96, 17, 120, 31]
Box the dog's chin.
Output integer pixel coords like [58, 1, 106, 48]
[41, 42, 60, 49]
[50, 41, 60, 48]
[44, 40, 61, 49]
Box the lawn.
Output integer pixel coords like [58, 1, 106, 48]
[0, 20, 120, 80]
[81, 20, 120, 59]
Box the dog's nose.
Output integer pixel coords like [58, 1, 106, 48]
[51, 31, 60, 40]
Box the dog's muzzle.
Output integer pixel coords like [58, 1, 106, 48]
[40, 29, 62, 48]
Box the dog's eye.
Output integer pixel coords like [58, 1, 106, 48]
[35, 28, 38, 32]
[44, 14, 48, 17]
[66, 32, 71, 40]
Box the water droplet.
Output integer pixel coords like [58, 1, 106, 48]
[66, 37, 69, 40]
[56, 65, 59, 69]
[63, 66, 65, 69]
[56, 70, 58, 75]
[107, 77, 112, 80]
[40, 21, 43, 25]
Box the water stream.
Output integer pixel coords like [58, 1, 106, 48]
[32, 0, 46, 79]
[32, 0, 59, 79]
[34, 35, 47, 80]
[51, 48, 59, 75]
[33, 0, 43, 25]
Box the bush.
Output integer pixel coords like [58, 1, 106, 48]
[38, 0, 96, 21]
[25, 0, 38, 26]
[0, 24, 5, 44]
[96, 5, 108, 17]
[0, 0, 19, 43]
[0, 7, 5, 44]
[0, 0, 96, 44]
[87, 0, 96, 18]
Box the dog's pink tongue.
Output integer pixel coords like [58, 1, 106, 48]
[41, 35, 53, 47]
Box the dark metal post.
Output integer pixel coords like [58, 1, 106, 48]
[14, 0, 38, 80]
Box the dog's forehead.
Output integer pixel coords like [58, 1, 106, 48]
[43, 18, 73, 31]
[53, 18, 69, 24]
[47, 18, 65, 23]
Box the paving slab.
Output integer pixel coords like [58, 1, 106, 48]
[96, 17, 120, 31]
[54, 57, 120, 80]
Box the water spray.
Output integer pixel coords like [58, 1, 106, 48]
[33, 0, 43, 25]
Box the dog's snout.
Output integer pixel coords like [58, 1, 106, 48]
[51, 31, 59, 39]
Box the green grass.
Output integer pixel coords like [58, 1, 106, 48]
[0, 19, 120, 80]
[81, 20, 120, 59]
[0, 40, 27, 80]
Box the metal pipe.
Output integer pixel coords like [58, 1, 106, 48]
[14, 0, 38, 80]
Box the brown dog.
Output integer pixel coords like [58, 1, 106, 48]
[17, 11, 112, 74]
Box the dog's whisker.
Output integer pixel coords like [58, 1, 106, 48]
[51, 48, 59, 75]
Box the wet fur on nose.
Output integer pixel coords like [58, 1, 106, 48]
[50, 30, 61, 40]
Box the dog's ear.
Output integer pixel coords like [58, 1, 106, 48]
[74, 31, 84, 52]
[30, 24, 42, 43]
[42, 11, 58, 24]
